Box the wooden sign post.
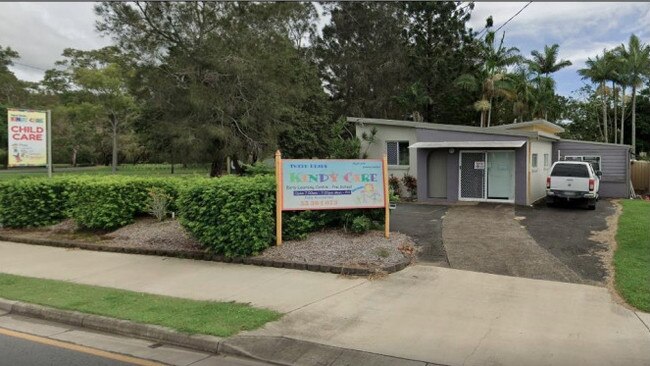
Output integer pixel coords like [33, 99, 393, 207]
[275, 150, 283, 245]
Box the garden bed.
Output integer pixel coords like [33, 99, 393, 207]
[0, 218, 415, 276]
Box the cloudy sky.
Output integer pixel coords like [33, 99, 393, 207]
[1, 2, 649, 96]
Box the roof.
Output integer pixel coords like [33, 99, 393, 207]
[348, 117, 560, 141]
[409, 141, 526, 149]
[558, 139, 632, 149]
[489, 119, 565, 133]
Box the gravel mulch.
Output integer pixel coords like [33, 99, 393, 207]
[259, 230, 416, 269]
[103, 218, 202, 251]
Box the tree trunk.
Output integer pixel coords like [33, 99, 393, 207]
[111, 118, 118, 174]
[612, 81, 617, 144]
[170, 145, 175, 175]
[479, 110, 486, 128]
[487, 96, 494, 127]
[632, 85, 637, 155]
[620, 86, 626, 145]
[601, 82, 608, 143]
[71, 147, 78, 167]
[210, 160, 224, 177]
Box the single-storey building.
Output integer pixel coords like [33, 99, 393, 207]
[351, 117, 632, 205]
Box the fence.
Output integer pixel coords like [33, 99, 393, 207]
[631, 160, 650, 193]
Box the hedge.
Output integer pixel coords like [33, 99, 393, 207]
[0, 179, 71, 228]
[178, 176, 276, 257]
[67, 177, 192, 230]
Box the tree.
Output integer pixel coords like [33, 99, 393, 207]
[578, 53, 614, 142]
[527, 44, 572, 120]
[455, 31, 520, 127]
[616, 34, 650, 154]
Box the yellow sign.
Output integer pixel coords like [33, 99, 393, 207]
[7, 109, 47, 167]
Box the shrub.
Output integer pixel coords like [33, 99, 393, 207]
[402, 174, 417, 197]
[178, 176, 275, 257]
[0, 179, 71, 228]
[68, 177, 185, 230]
[241, 161, 274, 176]
[146, 188, 172, 221]
[350, 216, 372, 234]
[388, 175, 402, 197]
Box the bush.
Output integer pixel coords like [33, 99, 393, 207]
[388, 175, 402, 197]
[0, 179, 71, 228]
[350, 216, 372, 234]
[146, 188, 172, 221]
[402, 174, 417, 197]
[178, 176, 275, 257]
[68, 177, 186, 230]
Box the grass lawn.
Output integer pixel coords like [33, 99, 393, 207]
[0, 164, 209, 181]
[614, 199, 650, 312]
[0, 273, 281, 337]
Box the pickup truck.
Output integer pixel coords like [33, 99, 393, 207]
[546, 161, 601, 210]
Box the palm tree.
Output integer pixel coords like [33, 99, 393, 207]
[456, 31, 520, 127]
[511, 67, 535, 122]
[604, 50, 622, 144]
[616, 34, 650, 153]
[579, 53, 614, 142]
[527, 44, 572, 120]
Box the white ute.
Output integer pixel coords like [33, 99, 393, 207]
[546, 161, 601, 210]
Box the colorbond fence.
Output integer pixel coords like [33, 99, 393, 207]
[631, 160, 650, 193]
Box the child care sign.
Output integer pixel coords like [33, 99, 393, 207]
[7, 109, 48, 167]
[281, 159, 386, 210]
[274, 151, 390, 245]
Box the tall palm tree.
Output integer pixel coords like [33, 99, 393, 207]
[604, 50, 622, 144]
[456, 31, 520, 127]
[579, 53, 614, 142]
[616, 34, 650, 153]
[527, 44, 572, 120]
[511, 67, 535, 122]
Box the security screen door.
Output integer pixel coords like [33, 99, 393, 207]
[460, 151, 514, 201]
[459, 152, 485, 199]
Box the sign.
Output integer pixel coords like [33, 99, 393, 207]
[281, 159, 386, 210]
[474, 161, 485, 170]
[274, 152, 389, 245]
[7, 109, 47, 167]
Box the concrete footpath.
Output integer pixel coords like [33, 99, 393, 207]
[1, 241, 650, 366]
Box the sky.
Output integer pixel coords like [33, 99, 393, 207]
[1, 2, 649, 97]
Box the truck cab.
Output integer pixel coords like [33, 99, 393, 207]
[546, 161, 601, 210]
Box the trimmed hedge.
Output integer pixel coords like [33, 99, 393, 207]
[67, 177, 191, 230]
[0, 179, 71, 228]
[178, 176, 276, 257]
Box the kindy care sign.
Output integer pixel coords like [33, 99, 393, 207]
[281, 159, 386, 211]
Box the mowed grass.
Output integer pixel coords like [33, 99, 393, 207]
[0, 273, 281, 337]
[0, 164, 209, 181]
[614, 200, 650, 312]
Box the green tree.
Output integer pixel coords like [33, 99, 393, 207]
[578, 53, 615, 142]
[526, 44, 572, 120]
[616, 34, 650, 153]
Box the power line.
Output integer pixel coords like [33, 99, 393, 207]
[479, 1, 533, 40]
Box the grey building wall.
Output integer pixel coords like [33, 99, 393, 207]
[552, 140, 631, 198]
[415, 128, 529, 205]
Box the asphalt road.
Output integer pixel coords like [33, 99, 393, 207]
[0, 331, 141, 366]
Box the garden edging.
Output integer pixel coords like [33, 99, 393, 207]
[0, 234, 411, 276]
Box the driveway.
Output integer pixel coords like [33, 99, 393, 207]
[389, 203, 448, 265]
[395, 201, 617, 285]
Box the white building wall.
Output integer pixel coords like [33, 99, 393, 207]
[529, 140, 553, 203]
[356, 123, 417, 178]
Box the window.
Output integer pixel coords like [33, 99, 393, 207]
[387, 141, 410, 166]
[551, 163, 590, 178]
[564, 156, 601, 172]
[531, 153, 538, 169]
[544, 154, 550, 169]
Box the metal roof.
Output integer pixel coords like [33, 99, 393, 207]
[348, 117, 559, 141]
[489, 119, 565, 133]
[409, 141, 526, 149]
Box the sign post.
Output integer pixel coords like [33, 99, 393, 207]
[275, 152, 389, 245]
[47, 110, 52, 178]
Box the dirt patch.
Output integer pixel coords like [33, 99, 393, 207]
[590, 200, 630, 307]
[259, 230, 416, 270]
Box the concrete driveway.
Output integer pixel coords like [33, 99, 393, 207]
[389, 203, 448, 265]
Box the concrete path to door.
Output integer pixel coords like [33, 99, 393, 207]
[389, 203, 448, 265]
[1, 241, 649, 365]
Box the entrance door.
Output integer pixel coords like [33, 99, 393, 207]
[487, 151, 514, 200]
[459, 152, 485, 199]
[427, 150, 447, 198]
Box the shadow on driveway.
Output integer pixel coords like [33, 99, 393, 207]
[390, 203, 448, 266]
[515, 200, 615, 284]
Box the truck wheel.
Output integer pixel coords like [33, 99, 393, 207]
[587, 200, 596, 210]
